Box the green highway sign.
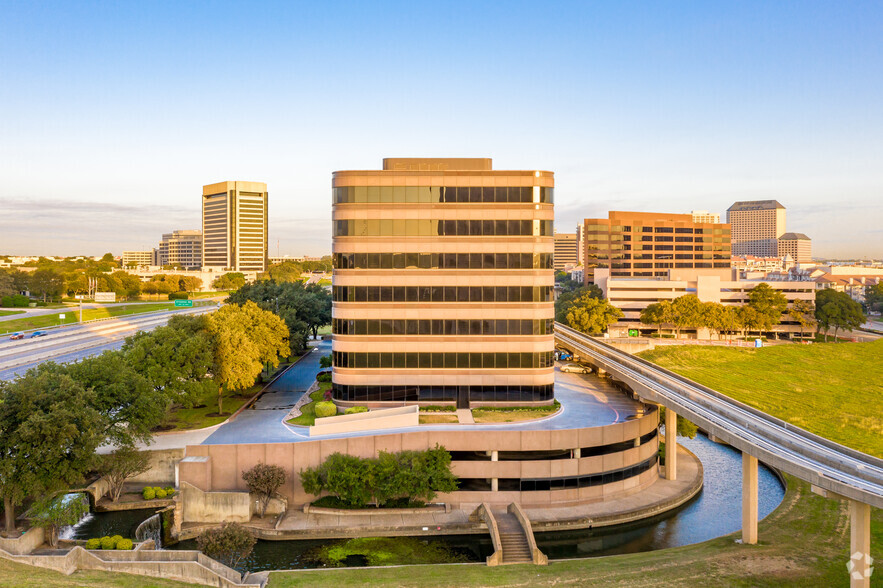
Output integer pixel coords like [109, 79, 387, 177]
[628, 329, 639, 337]
[174, 300, 194, 307]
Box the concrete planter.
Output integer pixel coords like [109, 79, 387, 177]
[303, 502, 451, 515]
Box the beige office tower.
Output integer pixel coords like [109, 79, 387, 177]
[691, 210, 720, 224]
[777, 232, 812, 264]
[159, 229, 202, 269]
[201, 181, 268, 272]
[331, 158, 555, 408]
[553, 232, 578, 270]
[727, 200, 786, 257]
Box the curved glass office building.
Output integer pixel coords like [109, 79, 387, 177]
[331, 158, 555, 408]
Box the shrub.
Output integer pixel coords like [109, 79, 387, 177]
[155, 488, 167, 499]
[242, 463, 287, 518]
[164, 487, 176, 496]
[111, 535, 123, 545]
[344, 406, 368, 414]
[116, 538, 134, 550]
[142, 487, 156, 500]
[420, 405, 456, 413]
[12, 294, 29, 307]
[0, 296, 11, 307]
[316, 372, 332, 382]
[85, 538, 101, 549]
[168, 291, 190, 300]
[197, 523, 256, 569]
[100, 536, 116, 550]
[314, 401, 337, 418]
[323, 390, 333, 401]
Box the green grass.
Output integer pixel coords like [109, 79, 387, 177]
[314, 537, 469, 567]
[0, 302, 210, 335]
[269, 475, 881, 587]
[0, 310, 25, 317]
[287, 382, 333, 426]
[0, 555, 193, 587]
[162, 389, 255, 431]
[638, 340, 883, 458]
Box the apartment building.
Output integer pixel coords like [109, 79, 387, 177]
[727, 200, 786, 257]
[202, 181, 268, 272]
[553, 232, 579, 270]
[582, 211, 731, 284]
[158, 230, 203, 269]
[777, 232, 812, 264]
[331, 158, 555, 408]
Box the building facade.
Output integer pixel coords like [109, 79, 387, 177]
[201, 181, 268, 272]
[331, 158, 555, 408]
[158, 230, 203, 269]
[553, 232, 579, 270]
[121, 250, 157, 268]
[727, 200, 786, 257]
[777, 232, 812, 264]
[690, 210, 720, 224]
[582, 211, 731, 284]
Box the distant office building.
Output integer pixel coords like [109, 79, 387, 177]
[202, 181, 268, 272]
[158, 230, 202, 269]
[576, 224, 585, 265]
[582, 211, 731, 284]
[121, 250, 157, 268]
[553, 232, 579, 270]
[332, 157, 554, 408]
[777, 232, 812, 264]
[691, 210, 720, 224]
[727, 200, 786, 257]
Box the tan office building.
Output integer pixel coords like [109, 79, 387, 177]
[582, 211, 731, 284]
[331, 158, 555, 408]
[691, 210, 720, 224]
[201, 181, 268, 272]
[727, 200, 786, 257]
[553, 232, 579, 270]
[121, 250, 156, 268]
[158, 229, 203, 269]
[777, 232, 812, 264]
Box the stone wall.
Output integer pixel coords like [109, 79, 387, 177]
[180, 482, 251, 524]
[0, 526, 44, 555]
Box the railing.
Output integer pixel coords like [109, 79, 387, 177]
[507, 502, 548, 565]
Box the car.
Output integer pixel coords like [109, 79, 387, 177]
[29, 331, 47, 338]
[9, 332, 24, 340]
[560, 363, 590, 374]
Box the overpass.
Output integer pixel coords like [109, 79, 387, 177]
[554, 322, 882, 587]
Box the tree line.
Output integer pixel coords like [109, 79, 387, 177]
[0, 300, 289, 536]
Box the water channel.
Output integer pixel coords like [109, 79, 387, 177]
[62, 433, 785, 573]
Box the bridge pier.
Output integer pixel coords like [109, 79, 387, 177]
[850, 500, 871, 588]
[742, 453, 758, 544]
[664, 409, 677, 481]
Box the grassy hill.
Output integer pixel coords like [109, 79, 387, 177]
[638, 340, 883, 458]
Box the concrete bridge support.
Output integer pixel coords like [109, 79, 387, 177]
[665, 409, 677, 481]
[850, 500, 871, 588]
[742, 453, 758, 545]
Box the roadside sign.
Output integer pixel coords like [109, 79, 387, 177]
[59, 314, 66, 319]
[94, 292, 116, 302]
[628, 329, 639, 337]
[174, 300, 194, 307]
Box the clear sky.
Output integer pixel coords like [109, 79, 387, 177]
[1, 1, 881, 259]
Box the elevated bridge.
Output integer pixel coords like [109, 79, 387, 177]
[554, 322, 882, 587]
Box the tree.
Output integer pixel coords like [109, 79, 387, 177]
[319, 355, 332, 369]
[700, 301, 727, 340]
[736, 305, 762, 339]
[865, 282, 883, 312]
[554, 284, 602, 324]
[788, 299, 816, 340]
[29, 493, 89, 547]
[110, 271, 142, 299]
[302, 453, 374, 507]
[242, 463, 287, 518]
[720, 305, 742, 340]
[197, 523, 256, 570]
[670, 295, 704, 338]
[29, 268, 65, 302]
[178, 275, 203, 293]
[98, 448, 152, 502]
[100, 253, 116, 263]
[815, 289, 865, 341]
[747, 283, 788, 335]
[0, 271, 15, 298]
[212, 272, 246, 291]
[261, 261, 305, 283]
[0, 364, 104, 535]
[640, 300, 674, 336]
[565, 295, 623, 335]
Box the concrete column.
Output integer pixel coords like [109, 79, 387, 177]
[850, 500, 871, 588]
[573, 448, 581, 459]
[491, 451, 498, 462]
[664, 409, 677, 481]
[742, 453, 758, 545]
[491, 478, 498, 492]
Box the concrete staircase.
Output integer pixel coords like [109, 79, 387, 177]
[493, 510, 533, 564]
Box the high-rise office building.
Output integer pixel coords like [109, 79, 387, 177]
[201, 181, 268, 272]
[553, 232, 578, 270]
[331, 158, 555, 408]
[582, 211, 731, 284]
[726, 200, 786, 257]
[777, 232, 812, 264]
[576, 224, 585, 265]
[691, 210, 720, 224]
[158, 230, 203, 269]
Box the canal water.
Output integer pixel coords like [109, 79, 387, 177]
[63, 434, 785, 573]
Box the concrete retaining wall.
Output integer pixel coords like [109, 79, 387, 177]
[0, 526, 44, 555]
[309, 405, 419, 436]
[131, 448, 185, 484]
[180, 481, 251, 523]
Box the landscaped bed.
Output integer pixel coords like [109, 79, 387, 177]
[287, 382, 333, 426]
[472, 401, 561, 423]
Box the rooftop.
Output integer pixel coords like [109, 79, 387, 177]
[779, 232, 811, 240]
[727, 200, 785, 211]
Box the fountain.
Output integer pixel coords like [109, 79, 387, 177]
[135, 513, 162, 548]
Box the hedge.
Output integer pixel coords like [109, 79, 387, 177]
[315, 401, 337, 418]
[344, 406, 368, 414]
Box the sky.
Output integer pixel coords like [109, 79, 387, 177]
[1, 1, 881, 259]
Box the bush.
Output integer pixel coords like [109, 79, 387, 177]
[197, 523, 256, 569]
[164, 487, 176, 496]
[142, 487, 155, 500]
[168, 291, 190, 300]
[420, 405, 456, 413]
[316, 372, 332, 382]
[116, 538, 134, 550]
[314, 401, 337, 418]
[0, 296, 11, 307]
[242, 463, 287, 518]
[100, 536, 116, 550]
[12, 294, 28, 307]
[344, 406, 368, 414]
[111, 535, 123, 545]
[155, 488, 167, 498]
[85, 538, 101, 549]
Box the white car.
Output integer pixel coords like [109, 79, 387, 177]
[560, 363, 590, 374]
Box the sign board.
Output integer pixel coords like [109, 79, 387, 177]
[59, 314, 66, 319]
[628, 329, 639, 337]
[94, 292, 116, 303]
[174, 300, 194, 307]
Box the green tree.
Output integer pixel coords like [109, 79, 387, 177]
[29, 268, 65, 302]
[815, 289, 865, 341]
[640, 300, 674, 336]
[863, 282, 883, 312]
[110, 271, 142, 299]
[554, 284, 602, 324]
[242, 463, 287, 518]
[670, 295, 704, 338]
[747, 283, 788, 335]
[178, 275, 203, 293]
[197, 523, 256, 569]
[0, 271, 15, 298]
[302, 452, 374, 507]
[720, 305, 742, 340]
[319, 354, 332, 369]
[29, 493, 89, 547]
[212, 272, 246, 291]
[261, 261, 305, 283]
[736, 305, 762, 339]
[98, 448, 152, 502]
[100, 253, 116, 263]
[0, 364, 104, 535]
[565, 295, 623, 335]
[788, 299, 816, 340]
[700, 301, 727, 340]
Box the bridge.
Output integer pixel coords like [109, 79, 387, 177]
[554, 322, 882, 587]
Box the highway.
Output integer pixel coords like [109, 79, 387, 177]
[0, 306, 217, 380]
[554, 322, 883, 509]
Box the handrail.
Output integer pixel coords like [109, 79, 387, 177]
[507, 503, 548, 565]
[474, 503, 503, 566]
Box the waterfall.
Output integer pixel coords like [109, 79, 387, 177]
[135, 513, 162, 548]
[57, 493, 92, 541]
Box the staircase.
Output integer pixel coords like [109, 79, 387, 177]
[493, 510, 533, 564]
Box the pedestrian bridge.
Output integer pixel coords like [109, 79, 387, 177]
[554, 322, 882, 588]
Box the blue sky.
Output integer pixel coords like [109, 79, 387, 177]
[1, 1, 881, 258]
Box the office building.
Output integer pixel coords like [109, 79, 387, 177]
[777, 232, 812, 264]
[158, 230, 203, 269]
[202, 181, 268, 272]
[121, 250, 157, 268]
[727, 200, 786, 257]
[576, 224, 585, 265]
[582, 211, 731, 284]
[331, 158, 555, 408]
[553, 232, 579, 270]
[691, 210, 720, 224]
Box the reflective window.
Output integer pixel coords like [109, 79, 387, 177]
[332, 351, 553, 369]
[331, 383, 554, 403]
[333, 186, 553, 204]
[334, 252, 553, 270]
[333, 219, 553, 237]
[332, 285, 553, 303]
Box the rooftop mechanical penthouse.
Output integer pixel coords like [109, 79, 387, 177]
[331, 158, 555, 408]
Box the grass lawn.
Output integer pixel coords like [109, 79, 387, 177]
[638, 340, 883, 458]
[419, 414, 460, 424]
[0, 302, 208, 335]
[268, 475, 881, 587]
[287, 381, 333, 426]
[0, 556, 193, 587]
[472, 402, 561, 424]
[163, 390, 255, 431]
[0, 310, 25, 317]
